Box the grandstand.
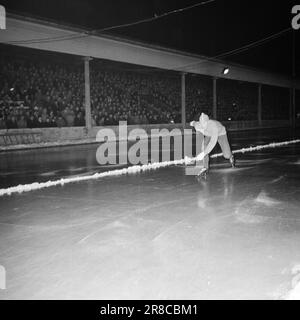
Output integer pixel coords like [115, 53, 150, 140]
[0, 13, 299, 147]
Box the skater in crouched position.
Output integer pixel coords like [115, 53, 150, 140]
[190, 113, 235, 177]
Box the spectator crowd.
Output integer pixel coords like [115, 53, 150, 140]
[0, 46, 182, 129]
[0, 45, 291, 130]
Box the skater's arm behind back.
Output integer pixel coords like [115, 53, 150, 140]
[203, 122, 218, 155]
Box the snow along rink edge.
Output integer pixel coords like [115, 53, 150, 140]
[0, 139, 300, 197]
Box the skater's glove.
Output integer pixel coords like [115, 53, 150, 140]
[190, 121, 195, 126]
[196, 152, 205, 161]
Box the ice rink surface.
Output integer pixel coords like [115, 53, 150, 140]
[0, 128, 300, 299]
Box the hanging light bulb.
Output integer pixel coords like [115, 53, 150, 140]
[222, 67, 230, 75]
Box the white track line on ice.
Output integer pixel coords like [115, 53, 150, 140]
[1, 139, 300, 197]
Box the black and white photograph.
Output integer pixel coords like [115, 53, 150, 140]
[0, 0, 300, 304]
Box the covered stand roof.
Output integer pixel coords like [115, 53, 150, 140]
[1, 14, 299, 89]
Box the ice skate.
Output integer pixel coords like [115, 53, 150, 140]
[197, 167, 209, 179]
[229, 155, 236, 168]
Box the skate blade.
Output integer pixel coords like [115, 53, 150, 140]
[196, 172, 207, 180]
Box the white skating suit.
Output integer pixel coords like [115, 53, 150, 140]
[193, 113, 226, 155]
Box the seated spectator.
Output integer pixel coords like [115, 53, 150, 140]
[91, 115, 97, 127]
[50, 116, 57, 127]
[74, 112, 85, 126]
[6, 115, 18, 129]
[63, 107, 75, 127]
[17, 115, 27, 128]
[98, 117, 105, 126]
[56, 115, 66, 127]
[27, 115, 37, 128]
[0, 115, 6, 129]
[36, 116, 43, 127]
